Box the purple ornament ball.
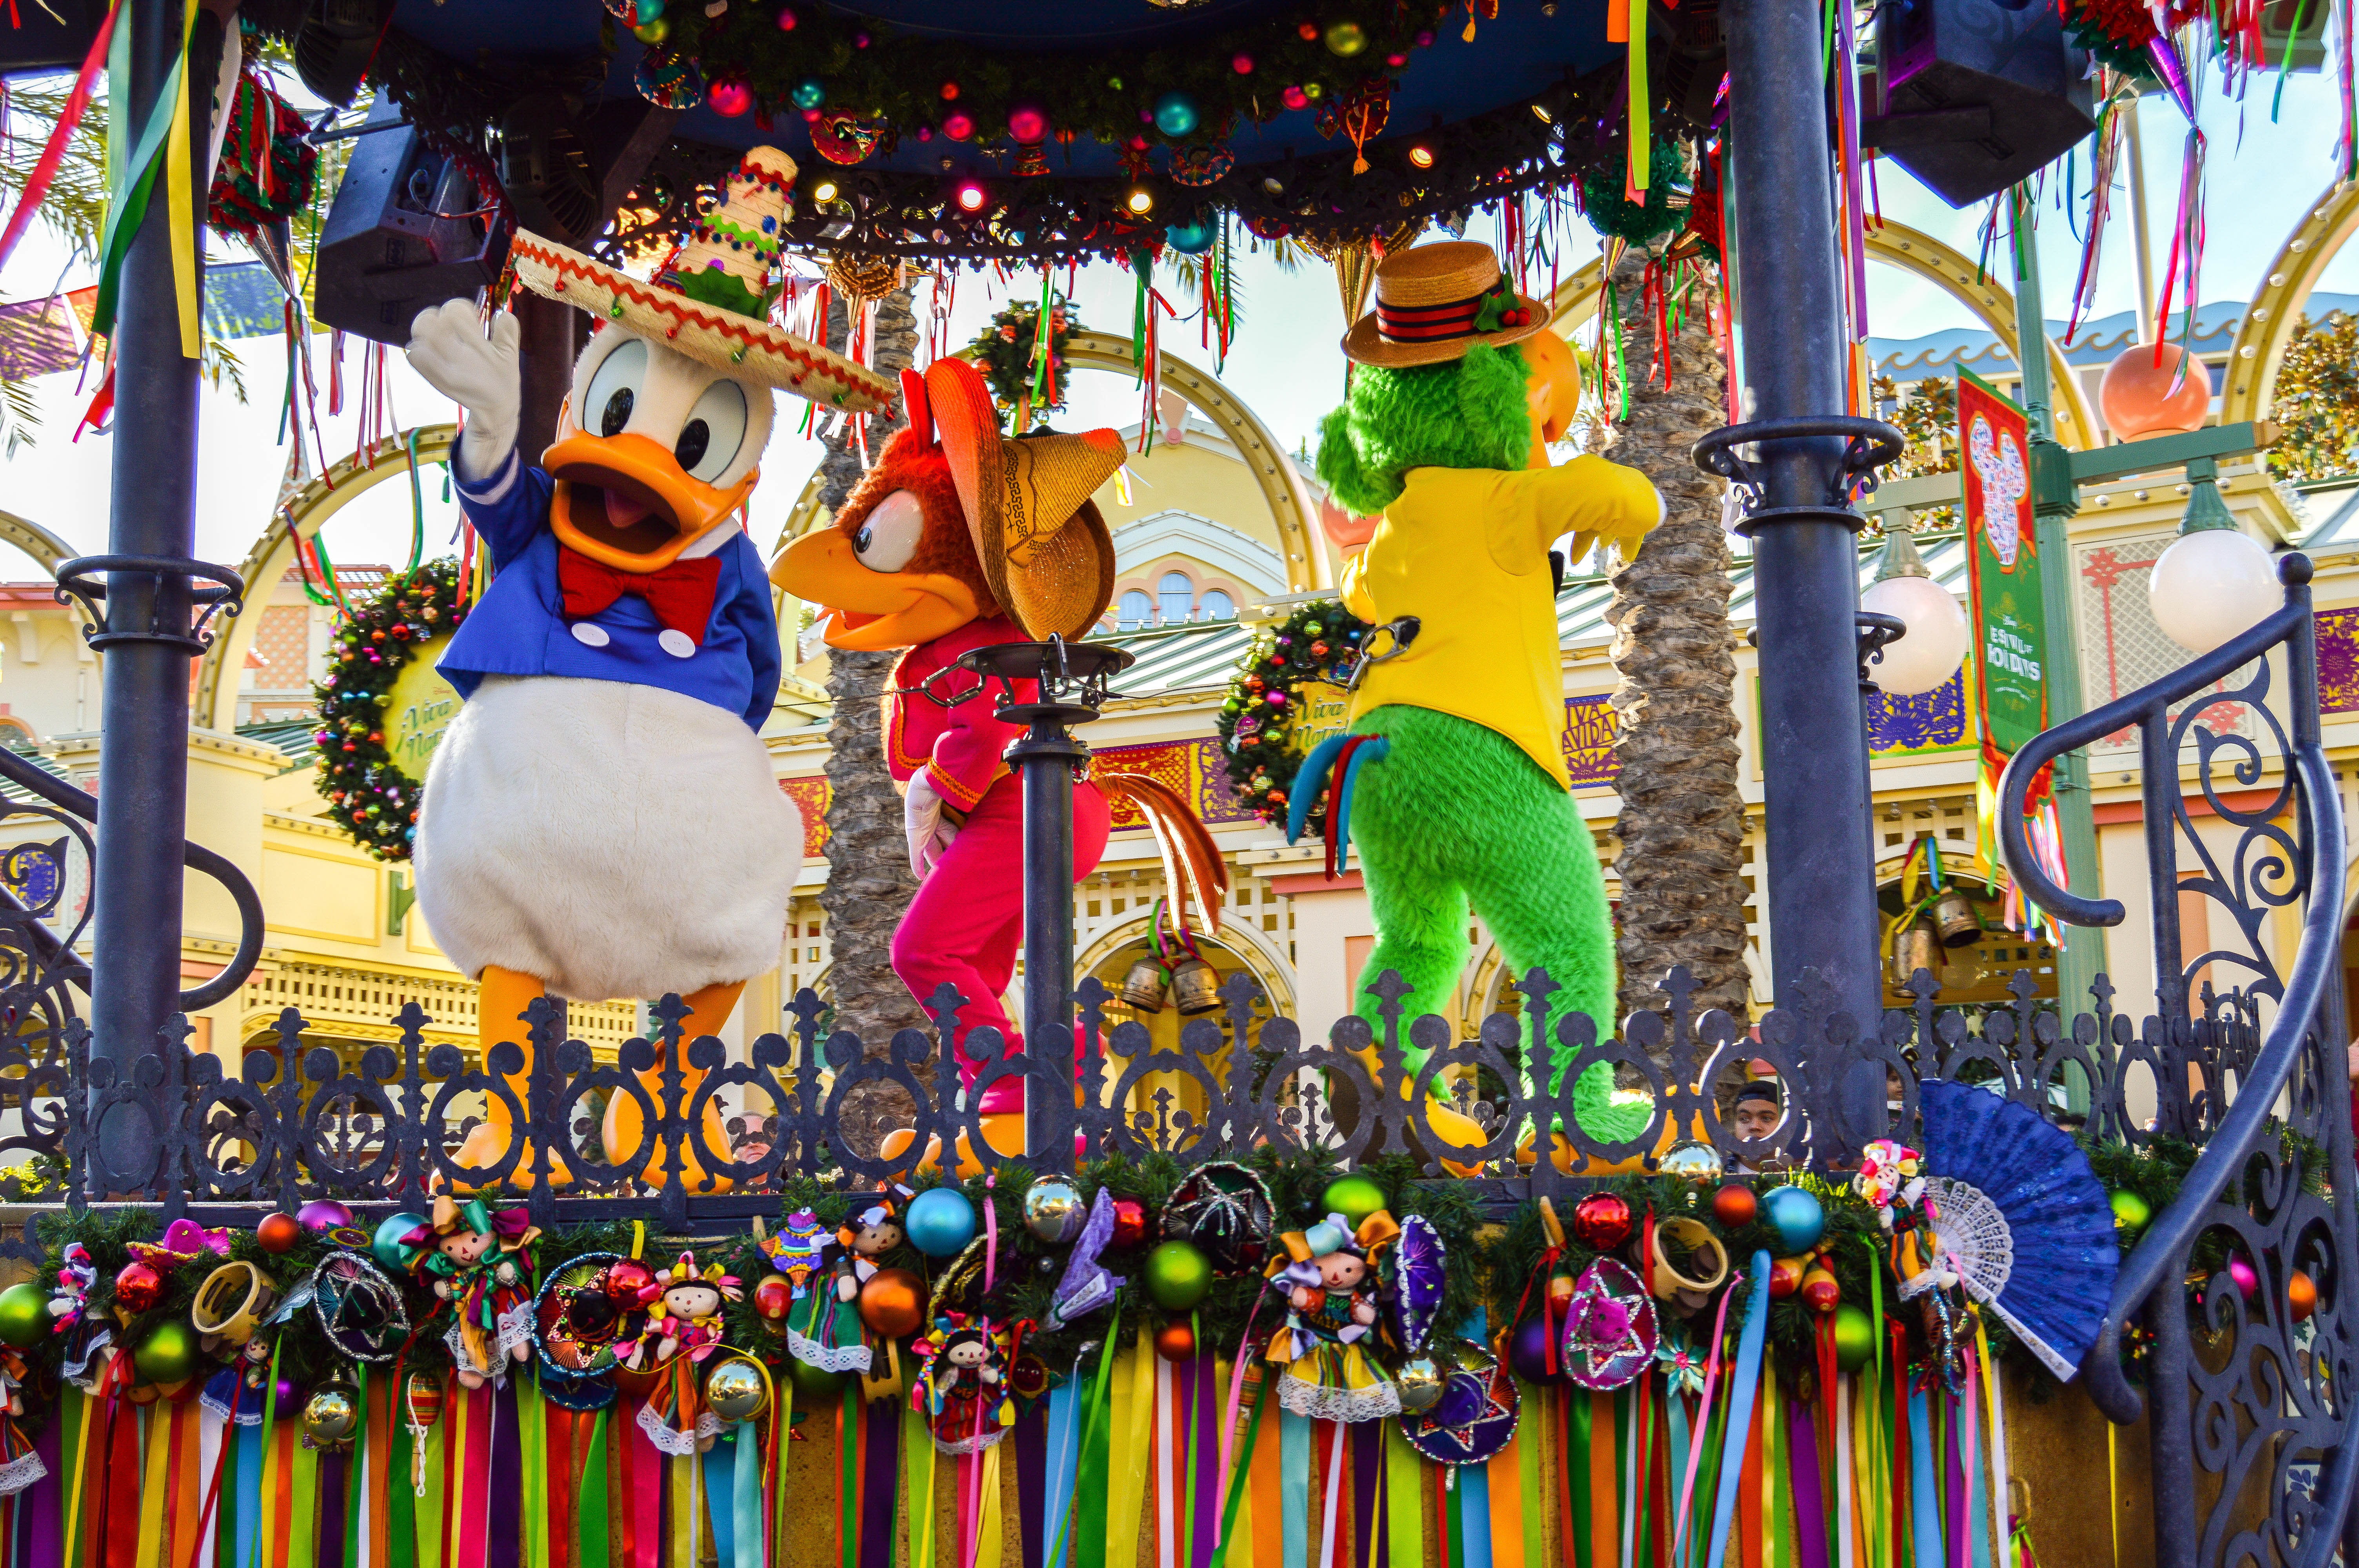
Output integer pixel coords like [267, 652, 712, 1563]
[297, 1199, 355, 1232]
[1507, 1314, 1558, 1383]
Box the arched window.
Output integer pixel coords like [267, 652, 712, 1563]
[1198, 589, 1235, 621]
[1117, 589, 1154, 630]
[1158, 572, 1194, 624]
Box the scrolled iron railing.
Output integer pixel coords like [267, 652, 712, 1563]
[1999, 552, 2356, 1568]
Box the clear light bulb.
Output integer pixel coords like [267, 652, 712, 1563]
[1859, 574, 1969, 696]
[2147, 528, 2279, 655]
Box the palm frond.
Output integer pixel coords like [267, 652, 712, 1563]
[0, 377, 42, 458]
[0, 78, 111, 262]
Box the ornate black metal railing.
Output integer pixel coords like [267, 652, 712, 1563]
[2000, 553, 2355, 1568]
[0, 579, 2338, 1561]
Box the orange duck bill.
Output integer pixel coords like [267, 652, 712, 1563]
[545, 431, 756, 573]
[771, 525, 984, 651]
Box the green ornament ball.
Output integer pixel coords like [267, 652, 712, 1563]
[1323, 19, 1369, 55]
[788, 1356, 851, 1401]
[1303, 622, 1324, 636]
[1320, 1174, 1387, 1229]
[2110, 1189, 2152, 1235]
[1145, 1240, 1213, 1312]
[0, 1282, 49, 1349]
[1832, 1304, 1876, 1374]
[134, 1319, 200, 1385]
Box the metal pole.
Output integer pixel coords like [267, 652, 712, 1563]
[1722, 0, 1885, 1047]
[2008, 191, 2111, 1023]
[1012, 719, 1084, 1165]
[88, 0, 216, 1184]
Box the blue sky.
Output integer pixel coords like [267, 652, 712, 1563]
[0, 66, 2349, 583]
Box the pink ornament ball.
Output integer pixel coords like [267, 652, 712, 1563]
[775, 5, 796, 28]
[1007, 104, 1049, 143]
[1232, 53, 1255, 73]
[2228, 1257, 2259, 1301]
[708, 78, 753, 117]
[1281, 85, 1310, 110]
[943, 111, 975, 142]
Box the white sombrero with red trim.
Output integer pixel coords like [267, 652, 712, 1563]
[507, 144, 898, 417]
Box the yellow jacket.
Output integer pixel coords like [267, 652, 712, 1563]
[1339, 457, 1661, 788]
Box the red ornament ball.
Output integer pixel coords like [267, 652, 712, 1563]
[1232, 53, 1255, 73]
[1572, 1192, 1632, 1251]
[940, 80, 960, 100]
[1297, 20, 1319, 38]
[256, 1213, 302, 1254]
[1711, 1183, 1757, 1229]
[1153, 1321, 1196, 1361]
[775, 5, 796, 27]
[113, 1261, 164, 1314]
[1110, 1199, 1149, 1250]
[605, 1259, 655, 1304]
[753, 1275, 793, 1322]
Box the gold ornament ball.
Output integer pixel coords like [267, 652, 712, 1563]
[703, 1356, 770, 1424]
[304, 1385, 358, 1446]
[1319, 1174, 1387, 1229]
[0, 1282, 50, 1349]
[858, 1268, 926, 1339]
[1656, 1141, 1722, 1183]
[1393, 1356, 1446, 1413]
[133, 1319, 199, 1385]
[1323, 19, 1369, 55]
[1024, 1180, 1086, 1244]
[632, 16, 669, 42]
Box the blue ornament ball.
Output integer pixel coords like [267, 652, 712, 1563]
[1152, 91, 1201, 137]
[372, 1212, 427, 1272]
[1164, 219, 1216, 254]
[905, 1188, 978, 1258]
[791, 77, 827, 111]
[1762, 1186, 1825, 1253]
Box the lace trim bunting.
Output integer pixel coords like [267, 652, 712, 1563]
[789, 1327, 871, 1374]
[635, 1402, 727, 1455]
[1276, 1378, 1401, 1424]
[0, 1451, 44, 1498]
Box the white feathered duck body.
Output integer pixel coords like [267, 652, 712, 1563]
[400, 146, 898, 1183]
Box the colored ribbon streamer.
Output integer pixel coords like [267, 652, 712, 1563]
[1705, 1251, 1774, 1568]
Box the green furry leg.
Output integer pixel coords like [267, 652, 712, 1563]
[1346, 705, 1650, 1144]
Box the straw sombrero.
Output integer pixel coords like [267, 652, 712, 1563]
[508, 145, 898, 417]
[922, 356, 1123, 641]
[1339, 240, 1554, 368]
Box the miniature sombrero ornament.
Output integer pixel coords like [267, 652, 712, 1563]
[1559, 1257, 1658, 1390]
[1398, 1339, 1520, 1466]
[506, 145, 896, 416]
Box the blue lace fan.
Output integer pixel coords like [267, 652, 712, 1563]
[1918, 1079, 2119, 1381]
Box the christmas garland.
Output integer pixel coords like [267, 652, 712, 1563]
[206, 69, 319, 240]
[1214, 599, 1372, 829]
[1577, 141, 1692, 248]
[605, 1, 1440, 162]
[967, 296, 1079, 431]
[311, 559, 471, 863]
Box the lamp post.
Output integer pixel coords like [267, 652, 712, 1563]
[1707, 0, 1903, 1152]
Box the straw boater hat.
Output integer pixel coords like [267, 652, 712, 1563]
[1340, 240, 1554, 369]
[920, 355, 1124, 641]
[507, 144, 898, 417]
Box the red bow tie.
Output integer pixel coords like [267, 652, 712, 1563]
[558, 546, 723, 646]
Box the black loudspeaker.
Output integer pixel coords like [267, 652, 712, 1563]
[294, 0, 395, 108]
[498, 94, 601, 245]
[312, 99, 509, 347]
[1867, 0, 2094, 207]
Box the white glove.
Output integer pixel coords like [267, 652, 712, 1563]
[904, 772, 958, 878]
[406, 299, 522, 483]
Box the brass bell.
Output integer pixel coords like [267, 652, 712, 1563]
[1931, 888, 1981, 947]
[1170, 955, 1223, 1015]
[1891, 920, 1941, 986]
[1120, 956, 1171, 1012]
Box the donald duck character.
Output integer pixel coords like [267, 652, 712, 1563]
[403, 146, 896, 1186]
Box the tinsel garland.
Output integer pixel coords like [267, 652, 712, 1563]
[309, 558, 471, 863]
[1214, 600, 1374, 829]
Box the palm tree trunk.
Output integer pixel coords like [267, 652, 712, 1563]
[1600, 247, 1753, 1029]
[815, 284, 928, 1157]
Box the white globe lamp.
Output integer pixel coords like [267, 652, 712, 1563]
[2147, 466, 2279, 655]
[1859, 528, 1968, 696]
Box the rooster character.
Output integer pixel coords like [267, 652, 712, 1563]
[772, 358, 1227, 1171]
[401, 146, 894, 1186]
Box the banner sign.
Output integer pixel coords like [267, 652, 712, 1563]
[1960, 367, 2044, 760]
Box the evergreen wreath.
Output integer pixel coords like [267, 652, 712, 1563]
[1578, 141, 1692, 248]
[311, 558, 471, 863]
[1214, 599, 1372, 829]
[967, 296, 1080, 430]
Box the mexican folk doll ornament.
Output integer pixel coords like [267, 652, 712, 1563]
[390, 1197, 541, 1387]
[910, 1315, 1019, 1454]
[625, 1253, 742, 1369]
[1265, 1210, 1404, 1421]
[789, 1197, 903, 1375]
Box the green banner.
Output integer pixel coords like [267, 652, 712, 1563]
[1960, 368, 2045, 759]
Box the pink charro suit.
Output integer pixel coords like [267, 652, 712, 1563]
[882, 613, 1110, 1102]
